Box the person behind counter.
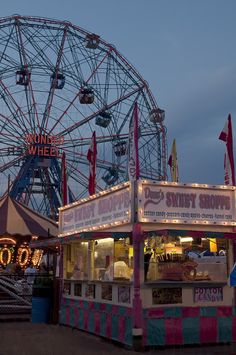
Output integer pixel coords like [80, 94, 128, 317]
[144, 248, 153, 281]
[71, 256, 85, 280]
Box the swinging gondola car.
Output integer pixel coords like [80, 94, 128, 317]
[149, 107, 165, 123]
[85, 33, 100, 49]
[114, 141, 127, 156]
[79, 87, 94, 104]
[102, 167, 119, 185]
[50, 72, 65, 89]
[16, 68, 31, 86]
[95, 111, 112, 128]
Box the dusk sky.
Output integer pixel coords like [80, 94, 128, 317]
[2, 0, 236, 185]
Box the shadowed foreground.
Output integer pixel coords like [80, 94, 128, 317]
[0, 323, 236, 355]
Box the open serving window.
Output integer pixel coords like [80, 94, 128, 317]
[64, 237, 133, 282]
[144, 235, 227, 283]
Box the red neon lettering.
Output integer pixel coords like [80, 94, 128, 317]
[27, 145, 37, 154]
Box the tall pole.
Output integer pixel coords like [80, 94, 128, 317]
[131, 180, 144, 350]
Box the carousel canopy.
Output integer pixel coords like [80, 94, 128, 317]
[0, 195, 58, 238]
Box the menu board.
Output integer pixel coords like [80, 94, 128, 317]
[85, 284, 95, 299]
[118, 286, 130, 303]
[152, 287, 182, 304]
[74, 283, 82, 297]
[101, 284, 112, 301]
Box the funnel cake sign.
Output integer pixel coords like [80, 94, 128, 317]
[138, 181, 235, 225]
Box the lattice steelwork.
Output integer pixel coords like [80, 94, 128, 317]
[0, 15, 167, 218]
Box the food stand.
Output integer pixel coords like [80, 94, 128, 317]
[58, 180, 236, 349]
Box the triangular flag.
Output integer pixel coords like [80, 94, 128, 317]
[87, 131, 97, 195]
[128, 102, 140, 181]
[168, 139, 179, 182]
[219, 114, 235, 185]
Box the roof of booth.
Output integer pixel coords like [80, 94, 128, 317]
[0, 194, 58, 238]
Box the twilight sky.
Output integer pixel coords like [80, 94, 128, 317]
[2, 0, 236, 185]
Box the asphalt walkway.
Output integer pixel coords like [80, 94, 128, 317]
[0, 323, 236, 355]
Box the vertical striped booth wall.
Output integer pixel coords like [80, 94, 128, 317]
[60, 297, 133, 346]
[143, 306, 236, 346]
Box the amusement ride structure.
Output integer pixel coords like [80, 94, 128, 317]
[0, 15, 167, 219]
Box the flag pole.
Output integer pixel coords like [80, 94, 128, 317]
[61, 152, 68, 206]
[128, 102, 140, 181]
[87, 131, 97, 195]
[127, 102, 143, 348]
[168, 138, 179, 182]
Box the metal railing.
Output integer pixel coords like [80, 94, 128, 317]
[0, 273, 53, 317]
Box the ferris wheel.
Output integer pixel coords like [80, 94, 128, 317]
[0, 15, 167, 218]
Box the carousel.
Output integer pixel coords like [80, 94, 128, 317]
[0, 194, 58, 272]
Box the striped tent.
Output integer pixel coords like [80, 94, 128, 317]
[0, 195, 58, 240]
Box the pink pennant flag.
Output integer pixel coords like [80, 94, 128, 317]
[61, 152, 68, 205]
[128, 102, 140, 181]
[219, 114, 235, 185]
[87, 131, 97, 195]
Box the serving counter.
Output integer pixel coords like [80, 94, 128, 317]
[58, 180, 236, 349]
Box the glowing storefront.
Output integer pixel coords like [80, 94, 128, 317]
[58, 180, 236, 349]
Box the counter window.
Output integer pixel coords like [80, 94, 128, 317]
[94, 238, 114, 280]
[65, 238, 133, 282]
[65, 242, 88, 280]
[94, 238, 133, 281]
[145, 236, 227, 283]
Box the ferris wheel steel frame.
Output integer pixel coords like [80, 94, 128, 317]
[0, 15, 167, 218]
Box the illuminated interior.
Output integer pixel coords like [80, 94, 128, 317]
[64, 238, 133, 281]
[144, 235, 227, 282]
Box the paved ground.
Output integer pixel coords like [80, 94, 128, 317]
[0, 323, 236, 355]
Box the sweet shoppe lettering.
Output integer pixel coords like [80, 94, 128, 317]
[140, 184, 234, 223]
[60, 188, 131, 234]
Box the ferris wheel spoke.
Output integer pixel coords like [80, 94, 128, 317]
[67, 34, 86, 83]
[67, 161, 91, 189]
[21, 24, 59, 71]
[65, 148, 126, 174]
[0, 155, 24, 173]
[67, 160, 104, 192]
[0, 94, 29, 136]
[62, 129, 156, 150]
[0, 80, 31, 132]
[0, 111, 27, 138]
[0, 25, 19, 69]
[0, 140, 24, 156]
[15, 20, 42, 132]
[62, 132, 129, 149]
[42, 26, 68, 132]
[85, 47, 112, 85]
[51, 84, 145, 137]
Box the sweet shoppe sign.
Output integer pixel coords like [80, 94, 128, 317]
[59, 184, 131, 236]
[138, 181, 235, 225]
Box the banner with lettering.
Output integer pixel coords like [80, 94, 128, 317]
[59, 185, 131, 236]
[138, 181, 235, 225]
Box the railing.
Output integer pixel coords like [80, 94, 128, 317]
[0, 273, 53, 317]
